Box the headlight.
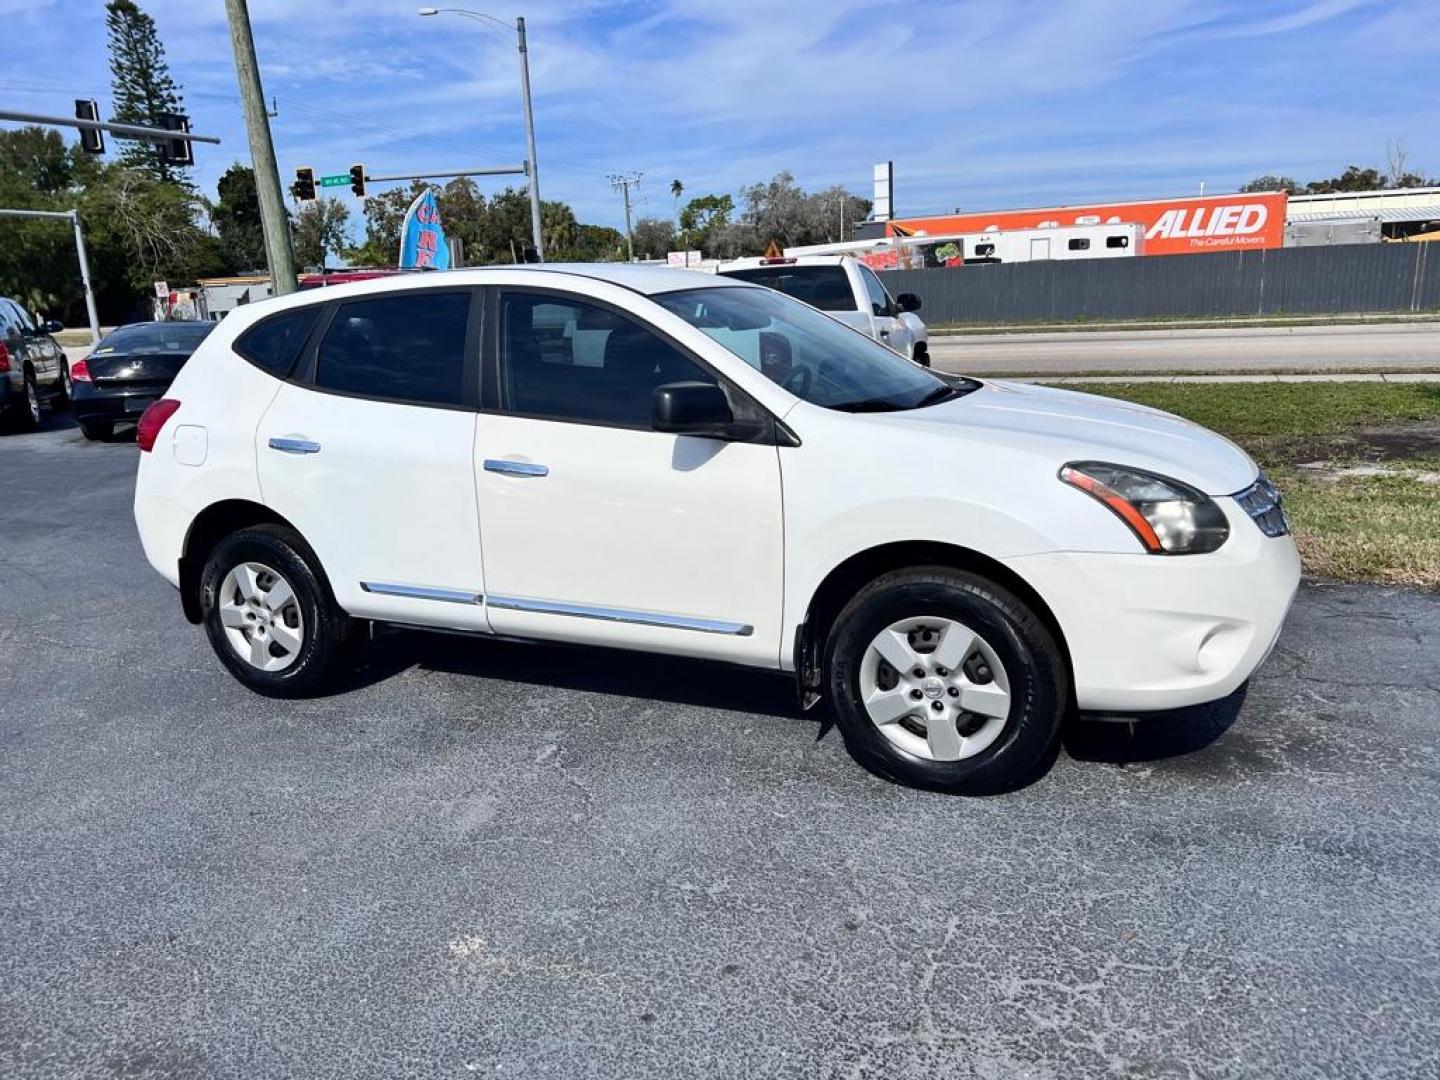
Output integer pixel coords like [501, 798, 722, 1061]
[1059, 461, 1230, 555]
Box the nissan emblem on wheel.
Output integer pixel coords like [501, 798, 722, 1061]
[132, 264, 1300, 795]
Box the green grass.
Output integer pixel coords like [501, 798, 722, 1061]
[1045, 381, 1440, 589]
[1065, 381, 1440, 441]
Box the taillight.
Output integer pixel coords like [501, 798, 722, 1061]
[136, 398, 181, 453]
[0, 341, 11, 374]
[70, 357, 92, 382]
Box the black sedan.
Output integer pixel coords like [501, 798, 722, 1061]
[71, 321, 216, 440]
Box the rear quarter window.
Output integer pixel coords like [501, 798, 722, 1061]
[721, 267, 857, 312]
[234, 307, 321, 378]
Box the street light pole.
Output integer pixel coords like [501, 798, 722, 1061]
[516, 16, 544, 263]
[418, 7, 545, 262]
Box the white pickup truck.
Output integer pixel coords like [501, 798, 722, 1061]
[718, 255, 930, 366]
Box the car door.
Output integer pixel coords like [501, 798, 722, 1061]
[255, 287, 491, 632]
[2, 302, 52, 391]
[856, 265, 912, 357]
[473, 287, 785, 667]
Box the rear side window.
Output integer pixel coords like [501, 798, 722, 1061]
[1068, 238, 1091, 251]
[720, 267, 856, 312]
[315, 291, 470, 407]
[1106, 235, 1130, 249]
[234, 307, 319, 378]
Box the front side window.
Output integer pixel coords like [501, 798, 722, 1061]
[1068, 238, 1091, 251]
[235, 307, 320, 378]
[1106, 235, 1130, 249]
[315, 291, 470, 406]
[857, 266, 894, 317]
[6, 301, 34, 331]
[654, 285, 970, 413]
[718, 266, 856, 312]
[499, 292, 714, 427]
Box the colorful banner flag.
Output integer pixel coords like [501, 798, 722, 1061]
[399, 189, 450, 270]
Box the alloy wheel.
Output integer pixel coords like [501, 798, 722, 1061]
[857, 616, 1012, 762]
[25, 377, 40, 425]
[217, 561, 305, 672]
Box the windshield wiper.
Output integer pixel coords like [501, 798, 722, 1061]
[912, 384, 963, 409]
[829, 397, 907, 413]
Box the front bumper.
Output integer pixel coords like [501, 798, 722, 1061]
[1005, 499, 1302, 712]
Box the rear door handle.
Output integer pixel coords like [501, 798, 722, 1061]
[484, 459, 548, 477]
[268, 436, 321, 455]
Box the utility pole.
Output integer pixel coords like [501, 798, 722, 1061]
[609, 173, 641, 262]
[224, 0, 297, 295]
[516, 17, 544, 263]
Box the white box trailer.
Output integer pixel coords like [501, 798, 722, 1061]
[787, 222, 1144, 268]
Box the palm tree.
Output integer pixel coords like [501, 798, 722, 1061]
[670, 179, 684, 249]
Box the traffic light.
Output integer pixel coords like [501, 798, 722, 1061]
[349, 163, 366, 198]
[156, 112, 193, 167]
[74, 100, 105, 154]
[293, 166, 316, 203]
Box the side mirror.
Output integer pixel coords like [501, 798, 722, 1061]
[896, 293, 921, 314]
[37, 319, 64, 334]
[653, 381, 734, 438]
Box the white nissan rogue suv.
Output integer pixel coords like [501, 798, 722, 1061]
[133, 264, 1300, 794]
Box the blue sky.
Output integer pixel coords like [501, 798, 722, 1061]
[2, 0, 1437, 241]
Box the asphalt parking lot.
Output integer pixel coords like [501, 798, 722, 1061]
[3, 415, 1438, 1079]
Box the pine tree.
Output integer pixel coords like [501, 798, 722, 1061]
[105, 0, 189, 184]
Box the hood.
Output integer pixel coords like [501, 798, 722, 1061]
[886, 379, 1257, 495]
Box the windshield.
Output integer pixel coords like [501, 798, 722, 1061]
[99, 322, 214, 354]
[654, 285, 966, 412]
[718, 265, 857, 312]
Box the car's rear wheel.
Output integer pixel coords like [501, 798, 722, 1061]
[825, 567, 1066, 794]
[79, 419, 112, 441]
[52, 362, 72, 412]
[200, 525, 355, 697]
[912, 342, 931, 368]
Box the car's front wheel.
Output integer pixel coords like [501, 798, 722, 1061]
[825, 567, 1066, 794]
[200, 525, 356, 697]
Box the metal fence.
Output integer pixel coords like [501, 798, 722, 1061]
[879, 242, 1440, 324]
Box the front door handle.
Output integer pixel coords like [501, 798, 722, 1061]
[484, 459, 548, 477]
[268, 436, 321, 455]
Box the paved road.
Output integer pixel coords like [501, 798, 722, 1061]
[932, 321, 1440, 376]
[3, 419, 1439, 1079]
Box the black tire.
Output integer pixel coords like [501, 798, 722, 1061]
[825, 566, 1066, 795]
[52, 362, 73, 412]
[912, 342, 931, 368]
[15, 368, 42, 432]
[79, 419, 112, 441]
[200, 525, 356, 698]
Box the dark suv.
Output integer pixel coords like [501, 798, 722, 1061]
[0, 297, 70, 432]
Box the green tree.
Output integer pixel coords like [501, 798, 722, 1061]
[293, 197, 351, 270]
[0, 126, 74, 194]
[105, 0, 190, 184]
[630, 217, 675, 259]
[679, 193, 734, 255]
[212, 164, 268, 272]
[1239, 175, 1300, 195]
[1304, 165, 1386, 194]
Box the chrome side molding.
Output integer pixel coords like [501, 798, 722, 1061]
[360, 581, 483, 605]
[486, 594, 753, 636]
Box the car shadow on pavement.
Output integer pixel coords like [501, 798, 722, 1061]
[1062, 684, 1248, 764]
[347, 626, 807, 722]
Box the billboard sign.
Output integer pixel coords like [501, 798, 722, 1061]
[399, 189, 451, 270]
[872, 161, 894, 222]
[888, 191, 1288, 256]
